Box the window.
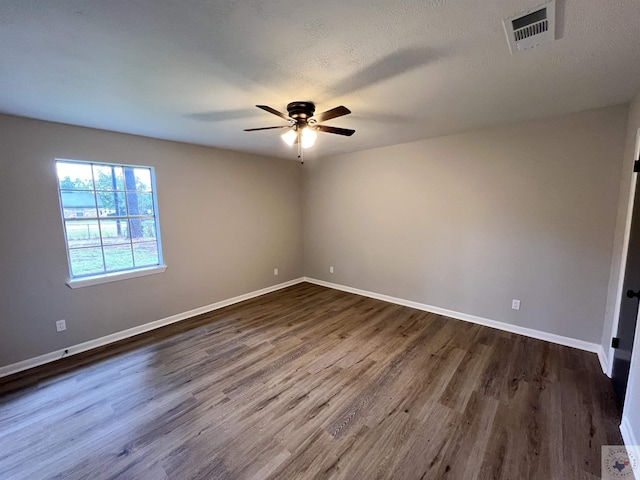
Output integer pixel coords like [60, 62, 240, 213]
[56, 159, 165, 287]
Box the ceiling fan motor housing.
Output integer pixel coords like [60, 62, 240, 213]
[287, 102, 316, 122]
[244, 102, 354, 138]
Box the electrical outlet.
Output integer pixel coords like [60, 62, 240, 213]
[329, 266, 334, 274]
[274, 268, 278, 276]
[512, 299, 521, 311]
[56, 319, 67, 332]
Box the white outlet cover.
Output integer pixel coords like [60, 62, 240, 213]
[274, 268, 278, 276]
[56, 319, 67, 331]
[330, 266, 334, 273]
[512, 299, 521, 310]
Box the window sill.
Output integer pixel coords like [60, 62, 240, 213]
[66, 265, 167, 289]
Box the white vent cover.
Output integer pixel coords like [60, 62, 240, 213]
[503, 0, 556, 53]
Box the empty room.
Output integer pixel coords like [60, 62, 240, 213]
[2, 1, 640, 479]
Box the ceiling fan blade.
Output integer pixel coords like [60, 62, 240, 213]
[313, 106, 351, 123]
[256, 105, 290, 121]
[316, 125, 355, 136]
[244, 126, 290, 132]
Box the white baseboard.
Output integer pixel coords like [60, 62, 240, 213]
[304, 277, 603, 357]
[597, 346, 610, 377]
[620, 415, 640, 478]
[606, 346, 616, 377]
[0, 278, 305, 378]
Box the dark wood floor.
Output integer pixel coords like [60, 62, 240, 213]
[0, 283, 623, 479]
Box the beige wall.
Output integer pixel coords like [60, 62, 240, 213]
[303, 105, 628, 343]
[0, 114, 303, 367]
[0, 104, 630, 369]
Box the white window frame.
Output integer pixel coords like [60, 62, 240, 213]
[55, 158, 167, 289]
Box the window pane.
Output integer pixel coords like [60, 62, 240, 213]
[131, 218, 157, 243]
[133, 242, 159, 267]
[128, 218, 144, 241]
[93, 164, 124, 191]
[104, 244, 134, 271]
[56, 162, 94, 190]
[100, 219, 130, 245]
[96, 190, 126, 217]
[65, 220, 101, 248]
[60, 190, 98, 218]
[126, 192, 154, 216]
[69, 247, 105, 276]
[124, 167, 152, 192]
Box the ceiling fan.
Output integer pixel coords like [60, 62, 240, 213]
[244, 102, 355, 161]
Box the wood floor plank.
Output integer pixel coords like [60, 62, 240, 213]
[435, 390, 499, 480]
[0, 283, 624, 479]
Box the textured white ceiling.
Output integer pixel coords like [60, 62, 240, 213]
[1, 0, 639, 159]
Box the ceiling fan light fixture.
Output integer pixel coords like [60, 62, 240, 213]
[281, 129, 297, 146]
[249, 102, 354, 157]
[301, 127, 317, 149]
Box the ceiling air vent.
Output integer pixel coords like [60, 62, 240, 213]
[503, 0, 556, 53]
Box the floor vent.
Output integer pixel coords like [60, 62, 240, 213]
[503, 0, 556, 53]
